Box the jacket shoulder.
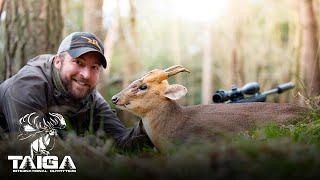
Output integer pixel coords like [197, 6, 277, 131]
[27, 54, 55, 67]
[0, 55, 54, 100]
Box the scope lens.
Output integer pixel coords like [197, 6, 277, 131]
[212, 94, 223, 103]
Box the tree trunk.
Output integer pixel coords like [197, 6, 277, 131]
[103, 0, 120, 88]
[291, 0, 304, 103]
[83, 0, 104, 39]
[299, 0, 320, 97]
[0, 0, 5, 19]
[121, 0, 139, 88]
[4, 0, 63, 79]
[117, 0, 140, 126]
[82, 0, 106, 97]
[230, 46, 245, 86]
[201, 24, 213, 105]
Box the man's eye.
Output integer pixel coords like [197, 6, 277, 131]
[76, 60, 83, 65]
[139, 85, 147, 90]
[92, 66, 100, 70]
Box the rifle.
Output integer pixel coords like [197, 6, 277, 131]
[212, 82, 294, 103]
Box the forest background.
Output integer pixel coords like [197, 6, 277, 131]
[0, 0, 320, 125]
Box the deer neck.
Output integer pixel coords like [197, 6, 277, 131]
[141, 100, 182, 149]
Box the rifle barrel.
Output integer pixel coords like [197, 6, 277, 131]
[261, 82, 294, 96]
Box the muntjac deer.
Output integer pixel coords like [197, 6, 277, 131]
[112, 65, 309, 152]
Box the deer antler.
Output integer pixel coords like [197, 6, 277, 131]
[164, 65, 190, 78]
[142, 65, 191, 83]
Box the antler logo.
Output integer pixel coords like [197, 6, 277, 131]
[80, 36, 102, 52]
[17, 112, 66, 159]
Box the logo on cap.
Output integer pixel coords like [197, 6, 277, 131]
[80, 36, 102, 52]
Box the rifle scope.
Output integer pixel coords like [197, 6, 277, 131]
[212, 82, 260, 103]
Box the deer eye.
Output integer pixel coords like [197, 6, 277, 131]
[139, 85, 148, 90]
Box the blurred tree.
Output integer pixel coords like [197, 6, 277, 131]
[120, 0, 140, 126]
[61, 0, 83, 36]
[299, 0, 320, 98]
[82, 0, 107, 97]
[103, 0, 120, 88]
[83, 0, 103, 39]
[201, 24, 213, 105]
[122, 0, 139, 88]
[229, 1, 245, 87]
[292, 0, 303, 100]
[4, 0, 63, 79]
[0, 0, 5, 19]
[0, 0, 5, 82]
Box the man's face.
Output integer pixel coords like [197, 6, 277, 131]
[54, 51, 102, 101]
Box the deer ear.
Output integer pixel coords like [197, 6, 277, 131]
[164, 84, 188, 100]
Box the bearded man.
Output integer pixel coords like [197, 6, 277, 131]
[0, 32, 152, 150]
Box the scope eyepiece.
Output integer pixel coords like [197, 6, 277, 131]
[212, 91, 228, 103]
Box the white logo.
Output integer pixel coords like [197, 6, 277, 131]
[8, 155, 76, 173]
[8, 112, 76, 173]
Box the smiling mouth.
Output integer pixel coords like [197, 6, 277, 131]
[73, 79, 88, 86]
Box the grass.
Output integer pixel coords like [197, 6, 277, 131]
[1, 109, 320, 180]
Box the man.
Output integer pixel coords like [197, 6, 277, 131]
[0, 32, 153, 150]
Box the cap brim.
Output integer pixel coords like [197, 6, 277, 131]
[67, 47, 107, 68]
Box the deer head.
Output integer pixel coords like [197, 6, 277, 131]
[112, 65, 190, 117]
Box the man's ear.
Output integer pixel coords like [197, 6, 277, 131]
[54, 54, 61, 70]
[164, 84, 188, 100]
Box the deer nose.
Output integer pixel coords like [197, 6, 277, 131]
[111, 95, 118, 104]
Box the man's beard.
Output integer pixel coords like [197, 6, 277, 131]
[60, 75, 94, 101]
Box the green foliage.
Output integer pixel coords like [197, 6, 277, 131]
[278, 22, 289, 45]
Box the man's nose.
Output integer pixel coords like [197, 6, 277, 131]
[80, 67, 91, 79]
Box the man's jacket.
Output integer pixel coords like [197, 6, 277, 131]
[0, 54, 152, 150]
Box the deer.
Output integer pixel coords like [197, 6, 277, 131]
[111, 65, 309, 152]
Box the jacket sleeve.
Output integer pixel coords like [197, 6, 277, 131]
[1, 70, 49, 135]
[93, 92, 154, 151]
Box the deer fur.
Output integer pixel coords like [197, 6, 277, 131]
[112, 65, 309, 152]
